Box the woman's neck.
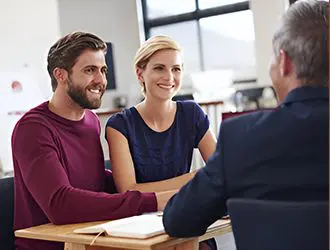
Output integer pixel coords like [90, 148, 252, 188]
[136, 98, 177, 132]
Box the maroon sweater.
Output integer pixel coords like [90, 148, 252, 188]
[12, 102, 157, 250]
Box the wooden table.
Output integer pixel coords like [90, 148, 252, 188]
[15, 220, 231, 250]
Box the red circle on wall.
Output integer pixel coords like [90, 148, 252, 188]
[11, 81, 23, 92]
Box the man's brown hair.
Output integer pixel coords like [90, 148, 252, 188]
[47, 31, 107, 91]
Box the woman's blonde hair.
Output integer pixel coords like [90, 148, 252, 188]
[134, 35, 183, 95]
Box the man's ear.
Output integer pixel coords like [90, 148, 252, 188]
[53, 68, 68, 85]
[136, 67, 144, 83]
[279, 49, 294, 76]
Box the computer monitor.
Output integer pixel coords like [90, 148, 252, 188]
[105, 42, 116, 90]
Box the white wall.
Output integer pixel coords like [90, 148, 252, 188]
[58, 0, 143, 111]
[0, 0, 60, 98]
[250, 0, 289, 86]
[0, 0, 61, 174]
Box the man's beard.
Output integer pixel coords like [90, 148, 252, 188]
[67, 77, 104, 109]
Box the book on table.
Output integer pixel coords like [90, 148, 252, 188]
[73, 212, 230, 239]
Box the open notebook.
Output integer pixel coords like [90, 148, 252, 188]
[74, 212, 230, 239]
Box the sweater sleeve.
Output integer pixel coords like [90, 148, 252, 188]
[12, 122, 157, 225]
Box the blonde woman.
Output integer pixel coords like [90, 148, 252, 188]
[106, 35, 217, 249]
[106, 35, 217, 246]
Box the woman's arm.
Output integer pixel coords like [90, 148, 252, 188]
[106, 127, 195, 193]
[198, 129, 217, 162]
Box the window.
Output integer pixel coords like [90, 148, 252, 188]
[199, 0, 247, 9]
[141, 0, 256, 83]
[146, 0, 195, 19]
[150, 21, 201, 72]
[200, 10, 255, 70]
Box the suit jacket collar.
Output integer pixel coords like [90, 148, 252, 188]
[282, 86, 329, 105]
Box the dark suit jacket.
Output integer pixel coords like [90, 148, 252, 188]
[163, 86, 329, 237]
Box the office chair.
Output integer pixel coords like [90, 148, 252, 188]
[104, 159, 111, 170]
[104, 160, 117, 193]
[0, 177, 15, 250]
[227, 198, 328, 250]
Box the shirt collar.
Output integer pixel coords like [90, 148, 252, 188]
[281, 86, 329, 105]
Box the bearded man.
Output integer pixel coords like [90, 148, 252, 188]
[12, 31, 175, 250]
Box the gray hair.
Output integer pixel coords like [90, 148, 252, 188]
[272, 0, 328, 86]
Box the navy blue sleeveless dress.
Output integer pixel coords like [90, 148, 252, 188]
[106, 101, 209, 183]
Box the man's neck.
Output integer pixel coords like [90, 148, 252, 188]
[49, 91, 85, 121]
[277, 77, 302, 103]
